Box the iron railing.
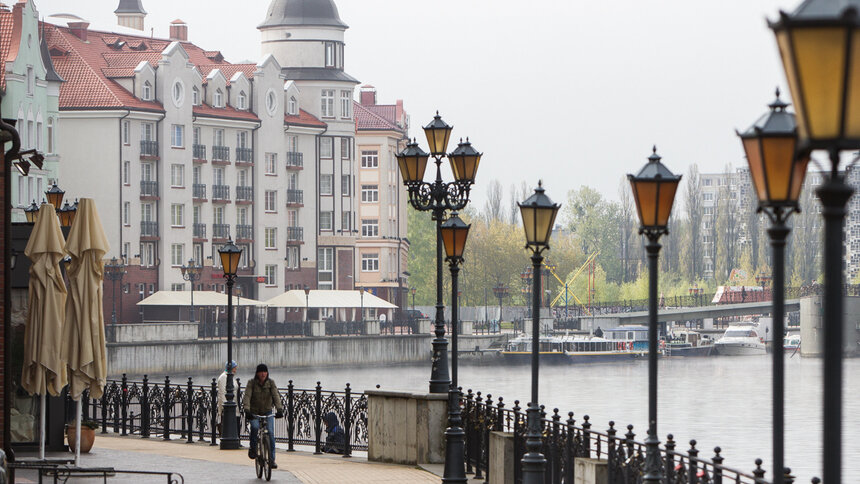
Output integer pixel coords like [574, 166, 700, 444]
[236, 224, 253, 241]
[140, 140, 158, 157]
[193, 223, 206, 239]
[74, 376, 368, 455]
[212, 145, 230, 162]
[286, 226, 303, 243]
[140, 221, 158, 238]
[212, 223, 230, 240]
[193, 144, 206, 160]
[286, 151, 303, 169]
[236, 147, 253, 163]
[192, 183, 206, 200]
[140, 180, 158, 198]
[212, 185, 230, 201]
[236, 186, 253, 202]
[287, 189, 303, 205]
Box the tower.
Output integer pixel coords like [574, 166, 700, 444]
[114, 0, 146, 31]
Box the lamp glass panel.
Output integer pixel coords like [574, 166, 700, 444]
[520, 205, 537, 245]
[631, 179, 658, 227]
[538, 206, 558, 246]
[425, 127, 452, 156]
[441, 226, 456, 258]
[220, 250, 240, 275]
[656, 179, 679, 227]
[67, 209, 76, 227]
[59, 209, 72, 227]
[743, 138, 769, 202]
[761, 137, 796, 201]
[46, 190, 64, 210]
[791, 27, 847, 140]
[451, 154, 481, 184]
[789, 153, 811, 202]
[777, 31, 808, 140]
[25, 209, 36, 223]
[845, 32, 860, 138]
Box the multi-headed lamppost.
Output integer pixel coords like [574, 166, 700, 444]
[440, 212, 470, 483]
[396, 112, 482, 393]
[770, 3, 860, 481]
[518, 182, 560, 484]
[628, 146, 681, 483]
[104, 256, 127, 326]
[218, 239, 243, 450]
[737, 89, 808, 484]
[180, 258, 202, 324]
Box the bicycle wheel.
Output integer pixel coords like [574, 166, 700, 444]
[262, 433, 273, 481]
[255, 452, 263, 479]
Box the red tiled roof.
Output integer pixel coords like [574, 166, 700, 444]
[102, 67, 136, 78]
[354, 102, 401, 132]
[284, 109, 326, 128]
[193, 102, 259, 122]
[0, 7, 13, 89]
[198, 63, 256, 85]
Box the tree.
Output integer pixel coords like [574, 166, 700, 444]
[682, 164, 703, 280]
[483, 179, 505, 223]
[790, 183, 820, 283]
[618, 178, 636, 283]
[562, 186, 623, 283]
[714, 166, 740, 282]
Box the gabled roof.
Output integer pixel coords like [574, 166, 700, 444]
[198, 63, 256, 86]
[114, 0, 146, 15]
[194, 102, 260, 123]
[40, 34, 64, 83]
[0, 6, 14, 90]
[285, 108, 326, 128]
[354, 101, 403, 133]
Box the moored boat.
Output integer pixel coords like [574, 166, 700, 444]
[714, 324, 766, 356]
[666, 331, 714, 357]
[500, 335, 567, 363]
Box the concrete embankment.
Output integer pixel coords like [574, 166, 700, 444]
[107, 334, 503, 375]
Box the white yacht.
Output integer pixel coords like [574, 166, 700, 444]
[714, 324, 767, 356]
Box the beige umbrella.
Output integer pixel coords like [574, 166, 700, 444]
[22, 203, 68, 460]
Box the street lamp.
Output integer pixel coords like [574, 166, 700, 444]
[492, 282, 509, 334]
[45, 183, 64, 210]
[180, 258, 203, 324]
[218, 239, 242, 450]
[628, 146, 681, 483]
[440, 212, 470, 483]
[517, 181, 560, 484]
[24, 200, 39, 223]
[737, 88, 807, 484]
[104, 256, 127, 329]
[396, 112, 482, 394]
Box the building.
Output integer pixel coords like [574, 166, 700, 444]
[0, 0, 63, 222]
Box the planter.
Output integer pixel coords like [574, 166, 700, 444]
[66, 425, 95, 454]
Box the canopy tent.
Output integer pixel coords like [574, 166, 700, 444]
[136, 290, 266, 307]
[265, 289, 398, 309]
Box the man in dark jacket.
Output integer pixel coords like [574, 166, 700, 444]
[322, 412, 345, 454]
[243, 364, 284, 466]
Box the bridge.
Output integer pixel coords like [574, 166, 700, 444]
[588, 299, 800, 326]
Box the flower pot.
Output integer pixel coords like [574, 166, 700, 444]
[67, 426, 95, 453]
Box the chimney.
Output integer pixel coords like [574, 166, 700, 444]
[170, 19, 187, 41]
[68, 21, 90, 42]
[395, 100, 404, 127]
[360, 85, 376, 106]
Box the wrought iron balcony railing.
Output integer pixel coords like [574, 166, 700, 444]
[212, 223, 230, 239]
[140, 140, 158, 157]
[140, 180, 158, 198]
[212, 185, 230, 201]
[193, 144, 206, 160]
[212, 145, 230, 162]
[192, 183, 206, 199]
[286, 151, 303, 169]
[236, 147, 253, 163]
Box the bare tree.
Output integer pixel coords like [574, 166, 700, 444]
[715, 166, 740, 282]
[683, 164, 703, 280]
[618, 178, 635, 283]
[509, 184, 519, 225]
[483, 179, 505, 223]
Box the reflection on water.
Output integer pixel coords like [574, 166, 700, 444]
[157, 355, 859, 482]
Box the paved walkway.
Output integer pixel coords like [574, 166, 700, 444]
[13, 435, 441, 483]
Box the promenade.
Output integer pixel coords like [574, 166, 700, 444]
[13, 435, 447, 483]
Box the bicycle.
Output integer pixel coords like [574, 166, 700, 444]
[250, 414, 274, 481]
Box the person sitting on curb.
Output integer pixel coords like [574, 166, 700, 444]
[322, 412, 346, 454]
[242, 364, 284, 467]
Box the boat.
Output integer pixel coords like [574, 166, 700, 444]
[713, 324, 767, 356]
[500, 335, 567, 363]
[784, 334, 801, 351]
[666, 331, 714, 357]
[562, 335, 645, 362]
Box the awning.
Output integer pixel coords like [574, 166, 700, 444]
[136, 291, 265, 307]
[264, 290, 397, 309]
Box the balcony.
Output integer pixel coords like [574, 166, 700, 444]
[140, 180, 159, 200]
[285, 151, 303, 169]
[212, 223, 230, 240]
[286, 189, 303, 206]
[193, 144, 207, 162]
[286, 226, 303, 244]
[236, 186, 253, 204]
[212, 184, 230, 202]
[236, 224, 253, 241]
[193, 223, 207, 240]
[192, 183, 207, 201]
[212, 145, 230, 164]
[140, 221, 159, 239]
[236, 147, 253, 165]
[140, 140, 158, 159]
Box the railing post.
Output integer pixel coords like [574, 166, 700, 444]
[711, 446, 723, 484]
[121, 374, 128, 436]
[753, 458, 766, 484]
[665, 434, 676, 482]
[784, 467, 795, 484]
[625, 425, 636, 483]
[688, 440, 699, 484]
[551, 409, 561, 483]
[287, 380, 295, 451]
[607, 422, 617, 484]
[142, 375, 150, 438]
[474, 392, 484, 480]
[582, 415, 591, 458]
[314, 381, 322, 455]
[484, 394, 493, 483]
[512, 399, 521, 481]
[163, 376, 171, 440]
[565, 412, 575, 484]
[112, 382, 120, 433]
[209, 377, 217, 446]
[465, 390, 474, 474]
[186, 377, 194, 444]
[496, 397, 505, 431]
[82, 390, 90, 421]
[343, 383, 352, 458]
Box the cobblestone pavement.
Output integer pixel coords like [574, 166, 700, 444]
[12, 435, 440, 483]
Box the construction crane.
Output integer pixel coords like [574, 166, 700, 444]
[545, 251, 599, 317]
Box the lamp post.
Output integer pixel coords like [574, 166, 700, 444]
[769, 4, 860, 480]
[440, 212, 470, 483]
[396, 112, 482, 393]
[737, 89, 807, 484]
[104, 257, 127, 327]
[628, 146, 681, 483]
[218, 239, 243, 450]
[517, 182, 561, 484]
[492, 282, 508, 334]
[180, 258, 202, 324]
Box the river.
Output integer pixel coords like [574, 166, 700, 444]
[154, 355, 858, 483]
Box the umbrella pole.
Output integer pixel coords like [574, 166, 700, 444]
[39, 394, 46, 460]
[75, 399, 82, 466]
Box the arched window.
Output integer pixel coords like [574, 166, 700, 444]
[214, 89, 223, 107]
[142, 80, 152, 100]
[192, 86, 199, 105]
[266, 91, 277, 115]
[238, 91, 247, 110]
[172, 81, 184, 107]
[47, 118, 54, 153]
[288, 96, 297, 115]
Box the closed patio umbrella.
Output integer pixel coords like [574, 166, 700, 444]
[21, 203, 68, 460]
[61, 198, 109, 465]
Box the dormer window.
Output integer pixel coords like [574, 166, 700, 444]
[288, 96, 297, 115]
[325, 42, 335, 67]
[238, 91, 247, 110]
[214, 89, 223, 107]
[192, 86, 199, 106]
[142, 81, 152, 101]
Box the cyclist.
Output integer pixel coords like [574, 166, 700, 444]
[243, 364, 284, 467]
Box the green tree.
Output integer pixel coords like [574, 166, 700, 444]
[563, 186, 623, 283]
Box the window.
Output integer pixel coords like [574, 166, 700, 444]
[704, 207, 714, 215]
[286, 247, 299, 270]
[171, 283, 185, 292]
[320, 137, 333, 158]
[287, 172, 298, 191]
[141, 243, 156, 267]
[341, 91, 351, 118]
[703, 178, 712, 186]
[171, 204, 184, 227]
[288, 96, 297, 115]
[237, 206, 248, 225]
[341, 138, 350, 159]
[142, 81, 152, 100]
[171, 124, 184, 147]
[27, 121, 33, 149]
[238, 91, 247, 110]
[171, 244, 184, 266]
[361, 185, 379, 203]
[320, 174, 333, 195]
[124, 243, 131, 260]
[213, 128, 224, 146]
[214, 89, 223, 107]
[237, 131, 248, 149]
[361, 150, 378, 168]
[122, 120, 129, 145]
[267, 91, 278, 114]
[26, 66, 34, 95]
[265, 190, 277, 212]
[123, 161, 130, 185]
[237, 169, 248, 187]
[265, 265, 277, 286]
[193, 205, 200, 224]
[170, 164, 184, 187]
[325, 42, 335, 67]
[213, 166, 224, 185]
[342, 212, 351, 232]
[320, 211, 333, 230]
[341, 174, 350, 196]
[703, 193, 714, 201]
[264, 227, 277, 249]
[193, 165, 201, 185]
[265, 153, 277, 175]
[141, 123, 153, 141]
[287, 135, 298, 153]
[321, 90, 335, 117]
[361, 219, 379, 237]
[48, 118, 55, 153]
[141, 203, 153, 222]
[287, 210, 298, 227]
[193, 127, 200, 146]
[172, 81, 184, 107]
[192, 86, 200, 105]
[123, 202, 130, 225]
[141, 163, 153, 181]
[318, 247, 333, 290]
[361, 253, 379, 272]
[36, 121, 42, 150]
[214, 206, 224, 224]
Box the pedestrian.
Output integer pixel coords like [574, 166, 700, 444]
[322, 412, 345, 454]
[243, 364, 284, 467]
[216, 360, 237, 435]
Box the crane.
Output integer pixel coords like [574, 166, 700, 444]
[544, 251, 599, 317]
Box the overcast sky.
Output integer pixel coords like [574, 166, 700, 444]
[37, 0, 799, 208]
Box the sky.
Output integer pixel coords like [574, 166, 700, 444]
[35, 0, 800, 208]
